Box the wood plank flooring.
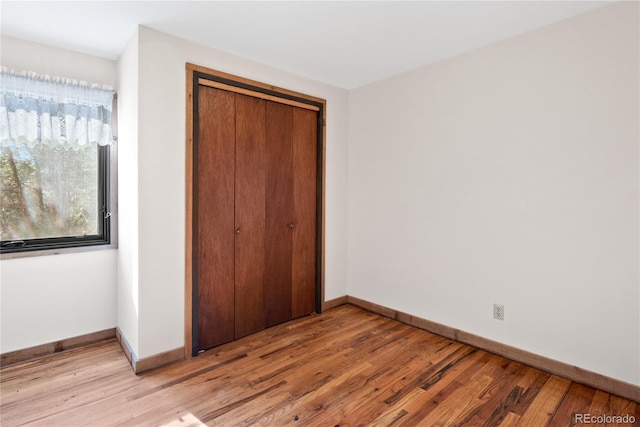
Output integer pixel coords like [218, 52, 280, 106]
[1, 305, 638, 426]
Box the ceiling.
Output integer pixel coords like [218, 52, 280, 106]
[1, 1, 611, 89]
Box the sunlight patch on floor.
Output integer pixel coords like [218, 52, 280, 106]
[160, 412, 206, 427]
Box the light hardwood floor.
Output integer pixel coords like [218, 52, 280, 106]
[1, 305, 638, 426]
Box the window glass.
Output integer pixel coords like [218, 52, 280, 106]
[1, 141, 101, 241]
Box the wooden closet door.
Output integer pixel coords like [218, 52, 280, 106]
[195, 80, 319, 351]
[264, 101, 294, 327]
[234, 94, 267, 338]
[196, 86, 236, 350]
[292, 108, 317, 318]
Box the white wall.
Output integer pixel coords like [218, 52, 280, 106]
[116, 32, 140, 355]
[120, 27, 349, 358]
[0, 35, 116, 85]
[0, 251, 117, 352]
[0, 36, 118, 353]
[348, 2, 639, 385]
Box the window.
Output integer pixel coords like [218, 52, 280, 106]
[0, 68, 115, 254]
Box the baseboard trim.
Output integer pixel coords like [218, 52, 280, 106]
[346, 295, 640, 403]
[322, 295, 348, 311]
[135, 347, 185, 374]
[116, 328, 184, 374]
[0, 328, 116, 367]
[115, 327, 135, 367]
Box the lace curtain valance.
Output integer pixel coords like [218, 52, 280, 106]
[0, 67, 114, 148]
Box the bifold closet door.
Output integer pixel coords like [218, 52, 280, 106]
[196, 87, 235, 350]
[264, 102, 294, 327]
[264, 101, 318, 326]
[234, 94, 267, 339]
[196, 85, 318, 351]
[291, 107, 317, 318]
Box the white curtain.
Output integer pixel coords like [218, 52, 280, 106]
[0, 67, 114, 148]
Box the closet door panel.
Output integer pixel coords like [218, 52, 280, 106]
[292, 108, 317, 318]
[264, 101, 293, 327]
[234, 94, 267, 338]
[196, 86, 236, 350]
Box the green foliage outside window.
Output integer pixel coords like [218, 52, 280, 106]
[0, 142, 99, 241]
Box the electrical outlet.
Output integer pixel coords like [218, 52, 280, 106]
[493, 304, 504, 321]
